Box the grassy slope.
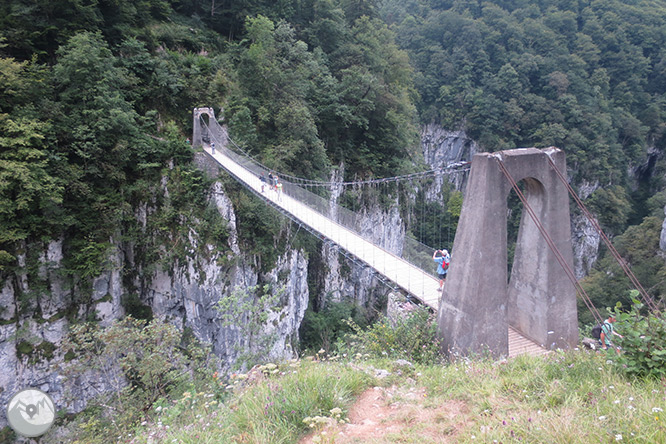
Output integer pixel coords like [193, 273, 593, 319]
[125, 351, 666, 444]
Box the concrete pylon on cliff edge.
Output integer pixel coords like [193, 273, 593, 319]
[192, 107, 216, 148]
[437, 147, 578, 358]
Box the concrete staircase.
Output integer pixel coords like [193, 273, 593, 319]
[508, 326, 550, 358]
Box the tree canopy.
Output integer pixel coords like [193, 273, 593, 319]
[1, 0, 666, 312]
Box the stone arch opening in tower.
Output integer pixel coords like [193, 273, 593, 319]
[192, 107, 216, 148]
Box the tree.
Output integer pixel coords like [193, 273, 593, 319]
[0, 114, 63, 268]
[331, 16, 419, 176]
[215, 284, 285, 370]
[52, 32, 154, 236]
[229, 16, 333, 179]
[0, 56, 62, 268]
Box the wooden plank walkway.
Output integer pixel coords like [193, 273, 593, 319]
[203, 144, 547, 358]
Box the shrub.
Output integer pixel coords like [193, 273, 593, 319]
[215, 284, 284, 370]
[299, 297, 368, 354]
[336, 305, 443, 365]
[612, 296, 666, 378]
[57, 316, 218, 443]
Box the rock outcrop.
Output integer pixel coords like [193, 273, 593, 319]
[0, 174, 310, 426]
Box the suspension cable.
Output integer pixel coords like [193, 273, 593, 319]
[199, 117, 470, 188]
[494, 155, 605, 325]
[545, 153, 660, 314]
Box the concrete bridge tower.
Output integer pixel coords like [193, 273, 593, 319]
[192, 107, 216, 148]
[437, 147, 578, 357]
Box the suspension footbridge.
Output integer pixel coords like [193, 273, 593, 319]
[193, 107, 556, 358]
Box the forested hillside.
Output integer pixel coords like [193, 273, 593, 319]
[2, 0, 666, 440]
[1, 0, 665, 339]
[376, 0, 666, 318]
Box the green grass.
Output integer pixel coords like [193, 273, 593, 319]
[70, 351, 666, 443]
[126, 359, 372, 443]
[417, 351, 666, 443]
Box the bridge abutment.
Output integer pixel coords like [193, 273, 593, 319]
[437, 148, 578, 357]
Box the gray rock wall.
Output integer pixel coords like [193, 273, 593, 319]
[421, 124, 477, 195]
[0, 176, 310, 427]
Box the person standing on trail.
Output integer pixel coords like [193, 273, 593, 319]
[276, 180, 283, 201]
[433, 249, 450, 291]
[211, 142, 215, 154]
[260, 173, 266, 193]
[601, 313, 623, 354]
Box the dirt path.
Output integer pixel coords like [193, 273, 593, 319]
[299, 385, 470, 443]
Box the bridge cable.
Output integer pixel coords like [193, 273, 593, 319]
[198, 114, 459, 302]
[493, 155, 605, 325]
[544, 154, 660, 313]
[199, 117, 470, 188]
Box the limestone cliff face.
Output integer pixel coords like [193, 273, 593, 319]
[321, 163, 397, 309]
[0, 176, 309, 425]
[421, 124, 477, 195]
[0, 146, 406, 426]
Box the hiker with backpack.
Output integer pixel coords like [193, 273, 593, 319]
[433, 249, 450, 291]
[591, 314, 623, 354]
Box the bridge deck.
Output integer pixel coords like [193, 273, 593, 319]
[203, 145, 547, 358]
[205, 145, 442, 307]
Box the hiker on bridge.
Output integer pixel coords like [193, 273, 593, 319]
[260, 173, 266, 193]
[600, 313, 623, 354]
[433, 249, 450, 291]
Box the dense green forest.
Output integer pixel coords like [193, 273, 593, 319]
[1, 0, 666, 323]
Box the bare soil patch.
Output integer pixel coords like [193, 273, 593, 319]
[299, 384, 471, 443]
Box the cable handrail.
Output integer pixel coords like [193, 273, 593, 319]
[202, 117, 470, 187]
[198, 114, 467, 284]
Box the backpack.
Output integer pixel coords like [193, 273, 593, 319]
[442, 257, 450, 271]
[591, 321, 609, 340]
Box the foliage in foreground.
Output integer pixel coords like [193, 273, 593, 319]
[418, 351, 666, 443]
[336, 304, 443, 365]
[56, 317, 220, 444]
[46, 306, 666, 443]
[123, 359, 370, 444]
[611, 297, 666, 379]
[119, 350, 666, 444]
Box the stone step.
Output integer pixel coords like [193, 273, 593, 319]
[508, 326, 550, 358]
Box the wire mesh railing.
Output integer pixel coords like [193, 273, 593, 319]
[200, 115, 463, 289]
